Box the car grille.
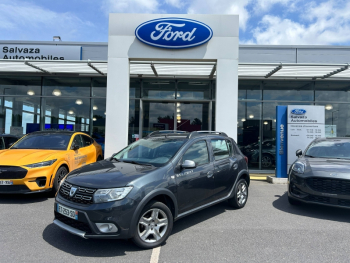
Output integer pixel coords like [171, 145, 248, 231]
[55, 212, 93, 234]
[305, 195, 331, 204]
[0, 166, 28, 179]
[306, 177, 350, 196]
[59, 182, 96, 205]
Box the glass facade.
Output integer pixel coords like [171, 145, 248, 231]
[2, 75, 348, 170]
[238, 79, 350, 170]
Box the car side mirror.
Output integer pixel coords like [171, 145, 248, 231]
[296, 149, 302, 157]
[72, 144, 80, 151]
[181, 160, 196, 169]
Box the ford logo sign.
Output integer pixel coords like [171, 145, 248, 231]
[135, 18, 213, 49]
[291, 109, 307, 115]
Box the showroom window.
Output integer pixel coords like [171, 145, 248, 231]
[0, 76, 107, 154]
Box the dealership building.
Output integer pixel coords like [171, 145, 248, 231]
[1, 14, 350, 171]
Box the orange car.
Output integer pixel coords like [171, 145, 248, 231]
[0, 131, 103, 194]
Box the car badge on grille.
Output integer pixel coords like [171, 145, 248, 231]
[69, 187, 77, 197]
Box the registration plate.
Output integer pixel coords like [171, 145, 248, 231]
[57, 204, 78, 220]
[0, 180, 13, 185]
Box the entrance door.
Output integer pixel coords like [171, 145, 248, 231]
[176, 102, 209, 132]
[142, 101, 175, 137]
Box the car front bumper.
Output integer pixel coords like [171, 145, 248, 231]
[288, 172, 350, 209]
[0, 165, 57, 193]
[54, 193, 138, 239]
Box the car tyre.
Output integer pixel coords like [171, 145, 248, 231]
[132, 201, 173, 249]
[261, 154, 273, 168]
[52, 166, 68, 194]
[288, 196, 302, 206]
[228, 179, 248, 209]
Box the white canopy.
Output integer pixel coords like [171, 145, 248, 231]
[0, 59, 349, 80]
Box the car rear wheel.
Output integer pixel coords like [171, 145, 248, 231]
[53, 166, 68, 194]
[132, 201, 173, 249]
[288, 196, 302, 206]
[228, 179, 248, 209]
[262, 154, 273, 168]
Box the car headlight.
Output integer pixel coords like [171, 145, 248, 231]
[292, 162, 305, 174]
[94, 186, 133, 203]
[25, 159, 57, 168]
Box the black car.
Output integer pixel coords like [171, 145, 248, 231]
[288, 137, 350, 208]
[239, 139, 276, 168]
[53, 131, 250, 249]
[0, 134, 20, 150]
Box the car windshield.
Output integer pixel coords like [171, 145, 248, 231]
[113, 138, 187, 167]
[12, 134, 71, 150]
[305, 140, 350, 159]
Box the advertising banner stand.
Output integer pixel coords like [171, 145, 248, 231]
[287, 105, 325, 171]
[275, 105, 325, 178]
[276, 106, 288, 178]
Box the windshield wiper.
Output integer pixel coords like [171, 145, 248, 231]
[111, 157, 121, 162]
[304, 155, 315, 158]
[122, 160, 153, 166]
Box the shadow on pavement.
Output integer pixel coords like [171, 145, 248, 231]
[172, 201, 233, 235]
[42, 224, 141, 257]
[273, 192, 350, 223]
[0, 193, 49, 204]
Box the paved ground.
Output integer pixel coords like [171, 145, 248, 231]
[1, 181, 350, 263]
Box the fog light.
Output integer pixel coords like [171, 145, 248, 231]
[95, 223, 118, 233]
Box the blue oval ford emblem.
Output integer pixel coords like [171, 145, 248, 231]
[135, 18, 213, 49]
[291, 109, 307, 115]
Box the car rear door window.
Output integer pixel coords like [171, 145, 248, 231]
[72, 135, 84, 149]
[183, 140, 209, 166]
[211, 139, 230, 160]
[82, 135, 93, 147]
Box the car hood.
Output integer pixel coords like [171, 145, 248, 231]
[303, 158, 350, 179]
[0, 149, 63, 166]
[66, 160, 158, 188]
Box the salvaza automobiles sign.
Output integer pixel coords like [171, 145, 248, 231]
[0, 45, 82, 60]
[135, 18, 213, 49]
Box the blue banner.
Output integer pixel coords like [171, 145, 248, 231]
[276, 106, 288, 178]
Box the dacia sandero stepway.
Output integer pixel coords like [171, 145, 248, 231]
[53, 131, 250, 249]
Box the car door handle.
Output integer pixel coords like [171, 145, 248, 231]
[207, 171, 214, 178]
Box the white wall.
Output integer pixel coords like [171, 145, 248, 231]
[106, 14, 239, 157]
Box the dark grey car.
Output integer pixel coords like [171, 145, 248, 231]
[288, 137, 350, 208]
[53, 131, 250, 249]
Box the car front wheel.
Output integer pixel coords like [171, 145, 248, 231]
[132, 201, 173, 249]
[53, 166, 68, 194]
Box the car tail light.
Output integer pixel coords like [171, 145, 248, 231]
[244, 156, 248, 164]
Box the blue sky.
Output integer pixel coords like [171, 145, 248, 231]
[1, 0, 350, 45]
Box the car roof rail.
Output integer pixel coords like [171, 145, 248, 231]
[147, 130, 189, 138]
[188, 131, 228, 138]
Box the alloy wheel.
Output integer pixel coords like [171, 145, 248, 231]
[57, 168, 67, 185]
[236, 182, 248, 206]
[137, 208, 168, 243]
[262, 155, 272, 168]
